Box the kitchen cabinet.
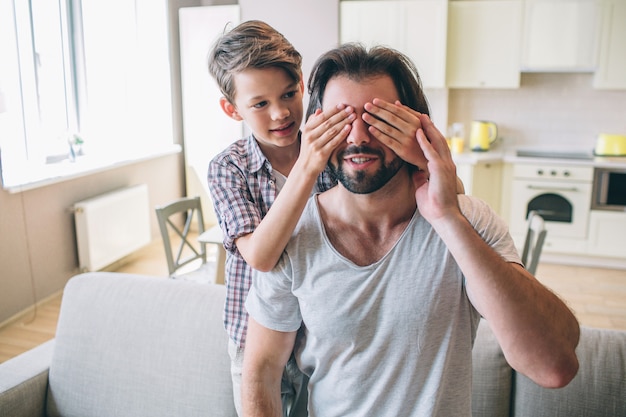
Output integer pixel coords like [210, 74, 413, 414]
[593, 0, 626, 89]
[340, 0, 448, 88]
[456, 160, 502, 214]
[446, 0, 523, 88]
[587, 210, 626, 259]
[521, 0, 600, 72]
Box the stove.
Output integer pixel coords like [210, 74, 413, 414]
[516, 149, 594, 160]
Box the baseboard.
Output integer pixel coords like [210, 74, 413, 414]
[0, 289, 64, 331]
[541, 253, 626, 270]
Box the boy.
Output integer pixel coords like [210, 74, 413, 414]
[206, 20, 354, 416]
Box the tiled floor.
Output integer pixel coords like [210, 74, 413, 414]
[1, 239, 625, 363]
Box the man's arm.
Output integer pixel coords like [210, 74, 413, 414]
[242, 317, 297, 417]
[414, 114, 580, 389]
[236, 105, 354, 272]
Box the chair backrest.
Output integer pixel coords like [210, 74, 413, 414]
[521, 210, 547, 275]
[155, 196, 206, 276]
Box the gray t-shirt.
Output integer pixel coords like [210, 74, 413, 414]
[246, 194, 520, 417]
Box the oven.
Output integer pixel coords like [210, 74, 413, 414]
[510, 163, 594, 240]
[591, 167, 626, 211]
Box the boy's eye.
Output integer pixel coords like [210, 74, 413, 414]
[283, 90, 297, 99]
[253, 100, 268, 109]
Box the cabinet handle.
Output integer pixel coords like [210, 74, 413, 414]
[527, 185, 579, 192]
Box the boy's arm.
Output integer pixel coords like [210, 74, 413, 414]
[236, 105, 354, 272]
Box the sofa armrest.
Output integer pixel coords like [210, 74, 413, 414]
[0, 339, 54, 417]
[512, 326, 626, 416]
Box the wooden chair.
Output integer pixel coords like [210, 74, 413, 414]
[521, 210, 548, 275]
[155, 196, 215, 283]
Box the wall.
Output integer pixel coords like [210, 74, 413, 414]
[449, 73, 626, 151]
[0, 0, 196, 325]
[4, 0, 626, 325]
[0, 154, 185, 325]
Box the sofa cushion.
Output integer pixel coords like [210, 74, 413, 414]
[46, 272, 236, 417]
[472, 319, 513, 417]
[512, 326, 626, 417]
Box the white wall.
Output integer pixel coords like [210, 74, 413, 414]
[449, 73, 626, 152]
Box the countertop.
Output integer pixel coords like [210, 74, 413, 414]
[451, 147, 626, 169]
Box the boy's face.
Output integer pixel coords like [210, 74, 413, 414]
[224, 67, 304, 149]
[323, 74, 405, 194]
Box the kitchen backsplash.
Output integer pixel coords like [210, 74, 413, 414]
[433, 73, 626, 153]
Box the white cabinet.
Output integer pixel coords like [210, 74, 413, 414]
[521, 0, 601, 72]
[593, 0, 626, 89]
[587, 210, 626, 259]
[456, 161, 502, 214]
[340, 0, 448, 88]
[446, 0, 523, 88]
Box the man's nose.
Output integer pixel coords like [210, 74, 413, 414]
[346, 117, 371, 146]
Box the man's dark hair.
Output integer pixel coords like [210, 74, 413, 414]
[306, 43, 430, 119]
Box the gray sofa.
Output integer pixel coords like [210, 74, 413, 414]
[1, 272, 625, 417]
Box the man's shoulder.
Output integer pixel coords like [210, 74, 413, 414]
[457, 194, 492, 214]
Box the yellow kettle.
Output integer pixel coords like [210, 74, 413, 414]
[470, 121, 498, 152]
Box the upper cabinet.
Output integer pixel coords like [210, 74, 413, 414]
[340, 0, 448, 88]
[446, 0, 523, 88]
[521, 0, 601, 72]
[339, 0, 625, 90]
[593, 0, 626, 89]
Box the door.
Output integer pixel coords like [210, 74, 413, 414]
[179, 6, 242, 225]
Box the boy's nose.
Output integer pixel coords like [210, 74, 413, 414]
[271, 104, 290, 120]
[346, 117, 371, 146]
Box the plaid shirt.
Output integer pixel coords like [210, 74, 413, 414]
[207, 134, 336, 347]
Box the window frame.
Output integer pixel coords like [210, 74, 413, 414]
[0, 0, 177, 192]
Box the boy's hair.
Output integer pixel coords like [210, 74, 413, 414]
[306, 43, 430, 119]
[208, 20, 303, 104]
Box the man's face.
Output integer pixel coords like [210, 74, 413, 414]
[322, 75, 404, 194]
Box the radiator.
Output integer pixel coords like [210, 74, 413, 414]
[74, 184, 151, 272]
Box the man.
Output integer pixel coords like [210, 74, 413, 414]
[242, 44, 580, 417]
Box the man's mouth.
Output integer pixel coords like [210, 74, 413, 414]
[348, 157, 374, 164]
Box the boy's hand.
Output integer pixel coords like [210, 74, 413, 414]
[299, 105, 355, 174]
[362, 98, 428, 170]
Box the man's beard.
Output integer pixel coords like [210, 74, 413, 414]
[329, 146, 404, 194]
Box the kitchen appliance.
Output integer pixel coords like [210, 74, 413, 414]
[510, 163, 593, 248]
[592, 167, 626, 211]
[594, 134, 626, 156]
[469, 120, 498, 152]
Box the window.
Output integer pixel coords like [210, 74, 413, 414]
[0, 0, 175, 190]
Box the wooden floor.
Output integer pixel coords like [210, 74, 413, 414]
[1, 240, 625, 363]
[0, 238, 171, 364]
